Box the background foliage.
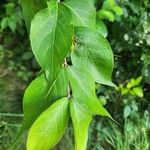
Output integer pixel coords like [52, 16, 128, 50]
[0, 0, 149, 150]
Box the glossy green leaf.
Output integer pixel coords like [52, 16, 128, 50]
[21, 0, 47, 31]
[20, 68, 69, 134]
[64, 0, 96, 29]
[70, 100, 92, 150]
[27, 97, 69, 150]
[30, 1, 73, 85]
[68, 66, 111, 117]
[96, 18, 108, 37]
[72, 27, 115, 87]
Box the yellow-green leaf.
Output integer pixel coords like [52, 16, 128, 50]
[70, 100, 92, 150]
[27, 97, 69, 150]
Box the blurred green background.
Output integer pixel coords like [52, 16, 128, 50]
[0, 0, 150, 150]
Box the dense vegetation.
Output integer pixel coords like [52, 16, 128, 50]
[0, 0, 150, 150]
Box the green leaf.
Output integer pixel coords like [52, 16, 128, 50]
[112, 6, 123, 16]
[70, 100, 92, 150]
[1, 17, 9, 31]
[102, 0, 123, 16]
[99, 96, 107, 106]
[132, 87, 144, 97]
[102, 0, 115, 10]
[4, 2, 15, 15]
[30, 1, 73, 85]
[97, 9, 115, 22]
[134, 76, 143, 86]
[64, 0, 96, 29]
[27, 97, 69, 150]
[21, 0, 47, 31]
[72, 27, 115, 87]
[124, 106, 131, 118]
[8, 16, 17, 32]
[23, 74, 47, 129]
[68, 66, 111, 117]
[96, 18, 108, 37]
[19, 68, 68, 135]
[46, 68, 69, 103]
[131, 103, 138, 111]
